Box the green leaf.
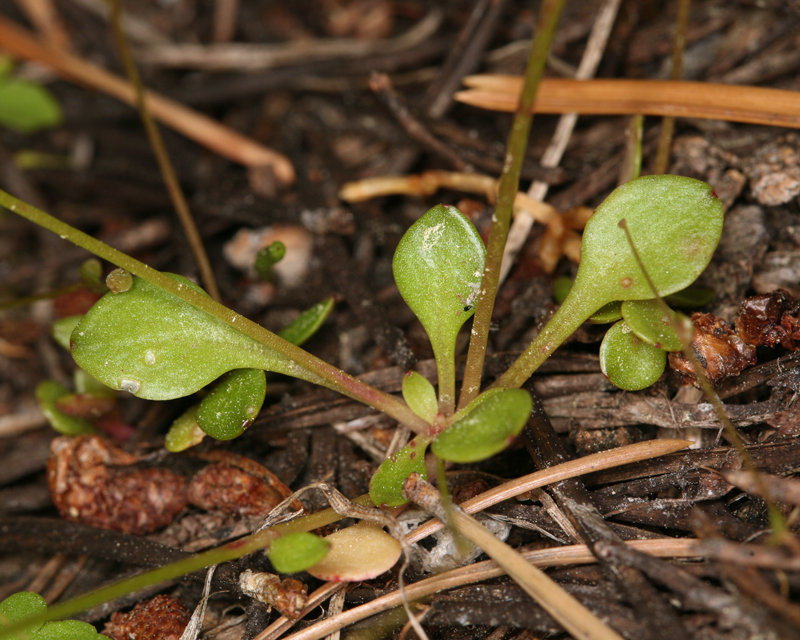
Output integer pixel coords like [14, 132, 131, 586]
[70, 274, 302, 400]
[51, 315, 83, 351]
[432, 389, 532, 463]
[164, 404, 205, 452]
[36, 381, 94, 436]
[0, 592, 109, 640]
[496, 175, 725, 389]
[588, 301, 623, 324]
[0, 78, 62, 133]
[577, 175, 723, 304]
[392, 205, 485, 411]
[599, 320, 667, 391]
[0, 592, 46, 631]
[370, 437, 429, 507]
[621, 299, 684, 352]
[34, 621, 110, 640]
[267, 532, 330, 574]
[402, 372, 438, 424]
[278, 297, 334, 347]
[196, 369, 266, 440]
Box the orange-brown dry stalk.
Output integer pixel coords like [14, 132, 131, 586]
[0, 15, 295, 183]
[456, 76, 800, 129]
[340, 172, 591, 271]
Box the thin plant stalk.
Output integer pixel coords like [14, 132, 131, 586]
[653, 0, 691, 175]
[616, 219, 789, 540]
[458, 0, 566, 410]
[107, 0, 220, 302]
[0, 190, 430, 434]
[491, 287, 605, 390]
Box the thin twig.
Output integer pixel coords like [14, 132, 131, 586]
[107, 0, 220, 301]
[499, 0, 621, 284]
[653, 0, 691, 175]
[459, 0, 567, 410]
[136, 11, 443, 71]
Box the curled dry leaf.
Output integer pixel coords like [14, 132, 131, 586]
[669, 313, 756, 386]
[306, 522, 402, 582]
[238, 569, 308, 620]
[103, 595, 189, 640]
[48, 435, 188, 535]
[734, 288, 800, 350]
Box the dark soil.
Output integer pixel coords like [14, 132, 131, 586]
[2, 1, 800, 639]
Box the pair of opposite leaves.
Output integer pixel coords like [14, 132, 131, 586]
[69, 175, 724, 505]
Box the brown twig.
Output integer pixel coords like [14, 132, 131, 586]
[107, 0, 220, 301]
[369, 72, 470, 172]
[653, 0, 691, 174]
[420, 0, 511, 119]
[0, 16, 295, 181]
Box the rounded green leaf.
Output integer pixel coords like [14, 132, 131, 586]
[588, 301, 623, 324]
[0, 78, 62, 133]
[70, 274, 298, 400]
[36, 381, 95, 436]
[402, 371, 438, 424]
[370, 437, 429, 508]
[164, 404, 205, 452]
[0, 592, 47, 630]
[599, 320, 667, 391]
[268, 532, 330, 574]
[35, 620, 110, 640]
[431, 389, 532, 463]
[393, 205, 485, 409]
[196, 368, 266, 440]
[278, 297, 334, 347]
[575, 175, 724, 306]
[621, 299, 684, 352]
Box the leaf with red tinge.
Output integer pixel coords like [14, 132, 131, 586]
[306, 522, 401, 582]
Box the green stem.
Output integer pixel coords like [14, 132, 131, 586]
[458, 0, 566, 410]
[435, 349, 456, 416]
[0, 191, 429, 433]
[0, 496, 375, 639]
[492, 292, 602, 390]
[108, 0, 221, 302]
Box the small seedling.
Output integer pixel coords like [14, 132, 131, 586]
[255, 241, 286, 281]
[0, 170, 725, 637]
[0, 57, 62, 133]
